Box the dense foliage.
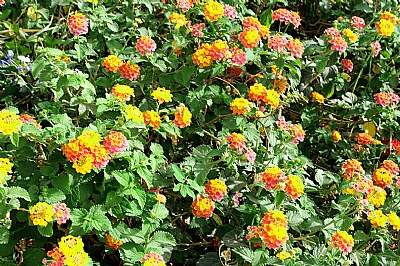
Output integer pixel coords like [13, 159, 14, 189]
[1, 0, 400, 265]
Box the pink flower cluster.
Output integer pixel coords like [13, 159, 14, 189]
[52, 203, 70, 225]
[135, 36, 157, 56]
[224, 5, 237, 19]
[231, 47, 247, 66]
[371, 41, 381, 57]
[276, 118, 306, 144]
[68, 13, 89, 36]
[272, 8, 301, 28]
[188, 22, 205, 37]
[341, 58, 353, 73]
[374, 92, 400, 108]
[103, 131, 128, 154]
[350, 16, 365, 30]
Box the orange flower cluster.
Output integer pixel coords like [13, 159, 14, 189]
[331, 231, 354, 255]
[205, 179, 227, 201]
[382, 160, 399, 177]
[356, 133, 380, 145]
[332, 130, 342, 142]
[63, 131, 127, 174]
[230, 97, 250, 115]
[174, 104, 192, 128]
[111, 84, 134, 102]
[286, 38, 304, 58]
[262, 166, 285, 190]
[203, 0, 224, 21]
[118, 61, 141, 81]
[106, 233, 124, 251]
[239, 16, 269, 48]
[341, 159, 363, 180]
[227, 132, 246, 154]
[258, 210, 289, 249]
[136, 36, 157, 56]
[143, 110, 161, 129]
[268, 34, 287, 53]
[192, 44, 213, 68]
[310, 91, 324, 103]
[272, 8, 301, 28]
[376, 14, 396, 37]
[343, 29, 358, 42]
[373, 167, 393, 188]
[191, 195, 215, 219]
[68, 13, 88, 36]
[285, 174, 304, 199]
[103, 55, 123, 73]
[193, 40, 238, 68]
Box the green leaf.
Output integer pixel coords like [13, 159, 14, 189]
[174, 66, 195, 87]
[31, 57, 47, 79]
[147, 231, 176, 249]
[37, 222, 53, 237]
[113, 170, 132, 187]
[137, 167, 153, 188]
[150, 143, 164, 156]
[6, 187, 31, 202]
[92, 212, 112, 231]
[0, 224, 10, 244]
[10, 133, 19, 147]
[232, 246, 253, 263]
[128, 186, 146, 209]
[171, 164, 185, 182]
[45, 188, 66, 204]
[151, 204, 169, 220]
[51, 174, 72, 194]
[119, 243, 144, 263]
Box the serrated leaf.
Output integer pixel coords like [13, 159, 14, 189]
[92, 212, 111, 231]
[45, 188, 66, 204]
[112, 170, 131, 187]
[6, 187, 30, 202]
[137, 167, 153, 188]
[171, 164, 185, 182]
[129, 186, 146, 209]
[148, 231, 176, 248]
[232, 246, 253, 263]
[37, 223, 53, 237]
[10, 133, 19, 147]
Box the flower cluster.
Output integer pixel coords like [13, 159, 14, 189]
[192, 40, 244, 68]
[374, 92, 400, 108]
[111, 84, 134, 102]
[20, 114, 41, 129]
[285, 174, 304, 199]
[205, 179, 227, 201]
[227, 132, 246, 154]
[103, 131, 128, 155]
[191, 195, 215, 219]
[106, 233, 124, 251]
[102, 55, 123, 73]
[174, 104, 192, 128]
[342, 159, 363, 180]
[376, 12, 397, 37]
[372, 167, 393, 188]
[230, 97, 250, 115]
[388, 212, 400, 231]
[262, 166, 285, 190]
[63, 130, 126, 174]
[0, 158, 13, 184]
[0, 109, 23, 135]
[310, 91, 325, 103]
[136, 36, 157, 56]
[332, 130, 342, 142]
[239, 16, 269, 48]
[141, 251, 166, 266]
[43, 235, 90, 266]
[203, 0, 224, 21]
[143, 110, 161, 129]
[331, 231, 354, 254]
[276, 118, 306, 144]
[103, 55, 141, 81]
[272, 8, 301, 28]
[68, 13, 89, 36]
[356, 133, 381, 145]
[350, 16, 365, 30]
[151, 87, 173, 104]
[30, 202, 70, 227]
[368, 210, 387, 228]
[247, 83, 280, 108]
[341, 58, 353, 73]
[255, 210, 289, 249]
[170, 12, 188, 29]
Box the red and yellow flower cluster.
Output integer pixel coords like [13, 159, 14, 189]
[374, 92, 400, 108]
[62, 130, 128, 174]
[136, 36, 157, 56]
[330, 231, 354, 255]
[111, 84, 135, 102]
[192, 178, 227, 218]
[261, 166, 304, 200]
[376, 12, 397, 37]
[103, 55, 140, 81]
[30, 202, 70, 227]
[246, 210, 289, 249]
[42, 235, 90, 266]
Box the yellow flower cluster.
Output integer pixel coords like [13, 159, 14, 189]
[29, 202, 55, 226]
[58, 235, 90, 266]
[151, 87, 173, 104]
[310, 91, 325, 103]
[0, 110, 23, 135]
[230, 97, 251, 115]
[125, 105, 144, 124]
[368, 210, 387, 228]
[0, 158, 13, 184]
